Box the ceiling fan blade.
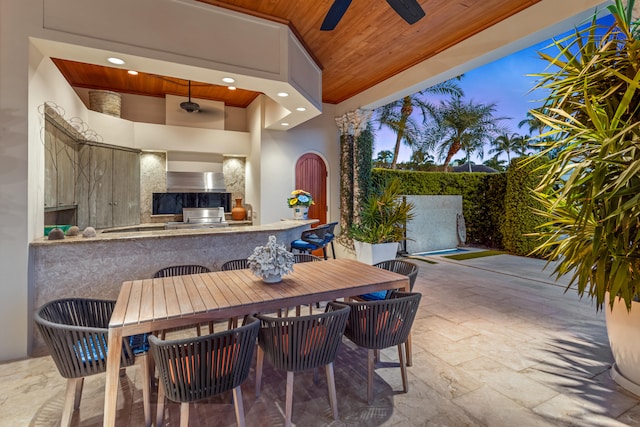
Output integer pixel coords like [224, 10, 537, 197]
[320, 0, 352, 31]
[386, 0, 425, 25]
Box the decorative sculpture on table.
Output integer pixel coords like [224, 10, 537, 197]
[247, 235, 295, 283]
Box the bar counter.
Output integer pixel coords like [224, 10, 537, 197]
[29, 219, 315, 354]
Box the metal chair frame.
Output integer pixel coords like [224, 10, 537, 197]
[290, 224, 332, 259]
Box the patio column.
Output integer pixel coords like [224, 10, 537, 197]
[336, 109, 372, 247]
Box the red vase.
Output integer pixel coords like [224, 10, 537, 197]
[231, 198, 246, 220]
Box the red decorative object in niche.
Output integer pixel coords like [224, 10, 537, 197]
[231, 198, 246, 220]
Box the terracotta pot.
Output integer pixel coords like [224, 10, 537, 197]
[231, 198, 246, 220]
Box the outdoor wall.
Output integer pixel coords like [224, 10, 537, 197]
[405, 195, 463, 253]
[259, 103, 339, 226]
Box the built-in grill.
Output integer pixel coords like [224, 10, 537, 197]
[165, 207, 229, 230]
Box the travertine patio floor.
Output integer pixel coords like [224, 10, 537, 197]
[2, 252, 639, 426]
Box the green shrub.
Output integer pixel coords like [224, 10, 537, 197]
[501, 156, 549, 256]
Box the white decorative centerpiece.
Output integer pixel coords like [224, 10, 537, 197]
[247, 235, 295, 283]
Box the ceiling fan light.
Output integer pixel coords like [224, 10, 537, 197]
[180, 101, 200, 113]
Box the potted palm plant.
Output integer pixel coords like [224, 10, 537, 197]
[530, 0, 640, 395]
[349, 178, 415, 264]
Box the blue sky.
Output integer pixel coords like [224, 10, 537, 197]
[373, 13, 614, 165]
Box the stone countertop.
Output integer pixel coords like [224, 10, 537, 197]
[30, 219, 317, 246]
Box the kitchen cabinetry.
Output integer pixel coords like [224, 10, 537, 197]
[44, 122, 77, 210]
[77, 144, 140, 229]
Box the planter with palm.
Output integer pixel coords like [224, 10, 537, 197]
[530, 0, 640, 395]
[349, 178, 415, 264]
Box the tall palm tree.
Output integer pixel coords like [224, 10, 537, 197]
[425, 96, 507, 172]
[374, 150, 393, 167]
[375, 79, 462, 169]
[517, 110, 546, 135]
[483, 155, 507, 171]
[489, 132, 525, 163]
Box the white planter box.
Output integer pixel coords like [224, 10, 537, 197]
[606, 292, 640, 397]
[354, 241, 398, 265]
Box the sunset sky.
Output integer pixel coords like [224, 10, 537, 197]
[373, 12, 614, 165]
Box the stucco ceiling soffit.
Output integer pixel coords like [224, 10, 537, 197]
[39, 0, 322, 129]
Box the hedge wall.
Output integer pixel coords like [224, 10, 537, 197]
[501, 156, 549, 256]
[371, 169, 507, 248]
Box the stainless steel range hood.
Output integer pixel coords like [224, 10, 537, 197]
[166, 172, 226, 192]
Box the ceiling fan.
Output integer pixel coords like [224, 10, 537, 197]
[320, 0, 425, 31]
[180, 80, 200, 113]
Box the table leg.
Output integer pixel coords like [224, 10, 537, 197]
[103, 327, 123, 427]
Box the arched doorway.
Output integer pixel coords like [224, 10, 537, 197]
[295, 153, 327, 225]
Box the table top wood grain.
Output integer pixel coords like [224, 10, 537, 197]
[110, 258, 408, 335]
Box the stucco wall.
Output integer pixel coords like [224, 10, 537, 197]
[405, 195, 463, 254]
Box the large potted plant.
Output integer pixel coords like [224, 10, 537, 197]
[349, 178, 415, 264]
[530, 0, 640, 395]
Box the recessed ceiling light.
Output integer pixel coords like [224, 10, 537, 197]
[296, 107, 306, 112]
[281, 122, 289, 126]
[277, 92, 289, 97]
[227, 86, 236, 91]
[127, 70, 138, 75]
[222, 77, 235, 83]
[107, 57, 125, 65]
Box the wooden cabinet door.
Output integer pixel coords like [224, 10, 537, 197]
[44, 131, 57, 210]
[93, 146, 114, 229]
[56, 139, 76, 208]
[112, 150, 140, 226]
[76, 145, 92, 229]
[44, 126, 77, 210]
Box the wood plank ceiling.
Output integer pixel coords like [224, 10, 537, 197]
[53, 0, 540, 107]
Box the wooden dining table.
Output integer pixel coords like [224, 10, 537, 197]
[102, 258, 411, 427]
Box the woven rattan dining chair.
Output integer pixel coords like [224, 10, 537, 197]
[293, 253, 323, 315]
[342, 291, 421, 404]
[219, 259, 250, 326]
[153, 264, 211, 278]
[35, 298, 152, 427]
[357, 259, 419, 301]
[153, 265, 212, 337]
[255, 302, 350, 427]
[150, 316, 260, 427]
[220, 259, 249, 271]
[293, 253, 323, 263]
